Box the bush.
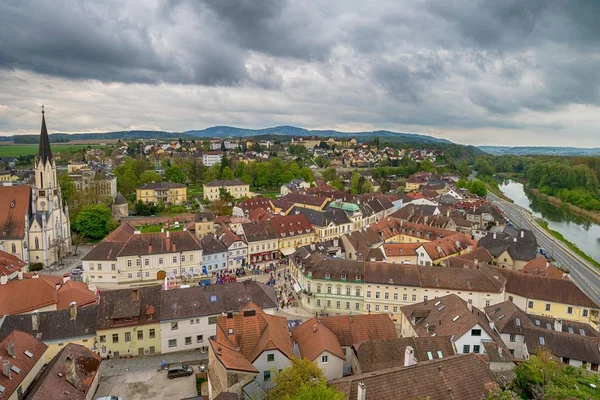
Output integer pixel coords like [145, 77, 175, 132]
[29, 262, 43, 272]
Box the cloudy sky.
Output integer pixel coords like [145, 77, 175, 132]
[1, 0, 599, 146]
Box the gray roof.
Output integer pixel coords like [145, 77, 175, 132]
[113, 192, 127, 205]
[290, 206, 351, 227]
[204, 179, 247, 187]
[160, 281, 277, 320]
[0, 305, 97, 343]
[477, 231, 537, 261]
[139, 182, 186, 189]
[200, 234, 228, 255]
[96, 285, 162, 330]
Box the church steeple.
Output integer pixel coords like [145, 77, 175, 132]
[36, 106, 53, 165]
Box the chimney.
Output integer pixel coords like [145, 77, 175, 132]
[148, 243, 152, 254]
[7, 342, 15, 358]
[467, 299, 473, 312]
[62, 274, 69, 283]
[520, 230, 524, 238]
[172, 242, 176, 252]
[2, 361, 10, 380]
[492, 232, 496, 239]
[312, 325, 318, 333]
[513, 237, 517, 242]
[0, 274, 7, 285]
[17, 270, 23, 280]
[474, 258, 479, 265]
[404, 346, 417, 367]
[166, 230, 170, 238]
[69, 301, 77, 321]
[446, 209, 450, 217]
[32, 311, 39, 331]
[65, 356, 77, 387]
[55, 281, 61, 291]
[32, 273, 39, 279]
[554, 318, 563, 332]
[131, 289, 140, 301]
[489, 320, 495, 330]
[357, 382, 366, 400]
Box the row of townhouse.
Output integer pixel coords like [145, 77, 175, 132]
[290, 250, 600, 328]
[82, 213, 315, 285]
[94, 281, 278, 359]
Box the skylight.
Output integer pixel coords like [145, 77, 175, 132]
[535, 320, 540, 326]
[452, 315, 460, 322]
[438, 306, 445, 311]
[515, 318, 521, 327]
[434, 301, 441, 306]
[539, 337, 545, 346]
[24, 350, 33, 358]
[580, 329, 586, 336]
[437, 351, 443, 358]
[426, 351, 433, 360]
[210, 295, 217, 302]
[10, 365, 20, 374]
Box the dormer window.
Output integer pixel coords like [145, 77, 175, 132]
[341, 273, 346, 281]
[325, 272, 331, 280]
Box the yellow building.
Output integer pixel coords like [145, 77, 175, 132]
[137, 182, 187, 205]
[194, 211, 215, 239]
[499, 270, 600, 329]
[292, 253, 506, 324]
[96, 286, 162, 358]
[0, 170, 19, 182]
[67, 162, 89, 173]
[269, 214, 315, 256]
[203, 179, 250, 201]
[0, 304, 98, 360]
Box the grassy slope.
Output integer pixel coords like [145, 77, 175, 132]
[0, 144, 108, 157]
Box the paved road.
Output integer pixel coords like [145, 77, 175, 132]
[487, 192, 600, 305]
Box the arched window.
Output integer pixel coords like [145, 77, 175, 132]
[35, 237, 39, 250]
[11, 244, 16, 253]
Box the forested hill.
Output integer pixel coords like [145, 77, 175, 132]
[479, 146, 600, 156]
[185, 125, 452, 145]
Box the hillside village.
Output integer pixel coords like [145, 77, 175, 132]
[0, 114, 598, 400]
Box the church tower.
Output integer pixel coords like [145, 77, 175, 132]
[34, 107, 58, 212]
[29, 108, 71, 267]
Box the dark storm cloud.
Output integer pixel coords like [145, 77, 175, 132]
[1, 0, 600, 145]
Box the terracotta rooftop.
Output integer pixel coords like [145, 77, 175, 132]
[319, 314, 397, 348]
[0, 275, 96, 317]
[0, 185, 31, 239]
[27, 343, 101, 400]
[0, 250, 27, 276]
[209, 339, 257, 373]
[0, 330, 48, 398]
[291, 318, 345, 361]
[215, 302, 294, 363]
[269, 214, 314, 238]
[329, 354, 497, 400]
[354, 336, 456, 373]
[495, 268, 598, 308]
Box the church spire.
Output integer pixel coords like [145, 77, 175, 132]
[36, 105, 53, 165]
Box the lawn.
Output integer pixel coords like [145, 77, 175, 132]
[0, 144, 109, 157]
[137, 224, 184, 233]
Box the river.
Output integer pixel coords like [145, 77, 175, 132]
[498, 180, 600, 262]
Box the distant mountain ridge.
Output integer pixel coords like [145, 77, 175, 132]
[0, 125, 453, 145]
[184, 125, 452, 144]
[479, 146, 600, 156]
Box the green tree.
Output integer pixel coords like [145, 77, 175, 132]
[350, 172, 361, 194]
[58, 172, 75, 207]
[139, 170, 162, 185]
[221, 166, 235, 180]
[467, 179, 487, 197]
[74, 204, 115, 240]
[314, 155, 329, 168]
[291, 382, 345, 400]
[456, 178, 467, 188]
[322, 167, 337, 183]
[117, 168, 138, 197]
[218, 187, 234, 204]
[202, 140, 210, 151]
[164, 166, 186, 183]
[267, 358, 342, 400]
[474, 158, 495, 177]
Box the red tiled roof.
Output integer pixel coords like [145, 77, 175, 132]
[0, 330, 48, 398]
[215, 302, 294, 364]
[0, 186, 31, 239]
[292, 318, 344, 361]
[269, 214, 314, 238]
[0, 250, 27, 276]
[319, 314, 397, 347]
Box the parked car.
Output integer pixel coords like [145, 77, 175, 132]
[167, 363, 193, 379]
[74, 264, 83, 271]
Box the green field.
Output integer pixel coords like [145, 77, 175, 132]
[0, 144, 109, 157]
[136, 224, 184, 233]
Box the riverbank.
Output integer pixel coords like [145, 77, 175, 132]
[529, 189, 600, 225]
[535, 219, 600, 270]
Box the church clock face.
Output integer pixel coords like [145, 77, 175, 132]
[40, 201, 46, 207]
